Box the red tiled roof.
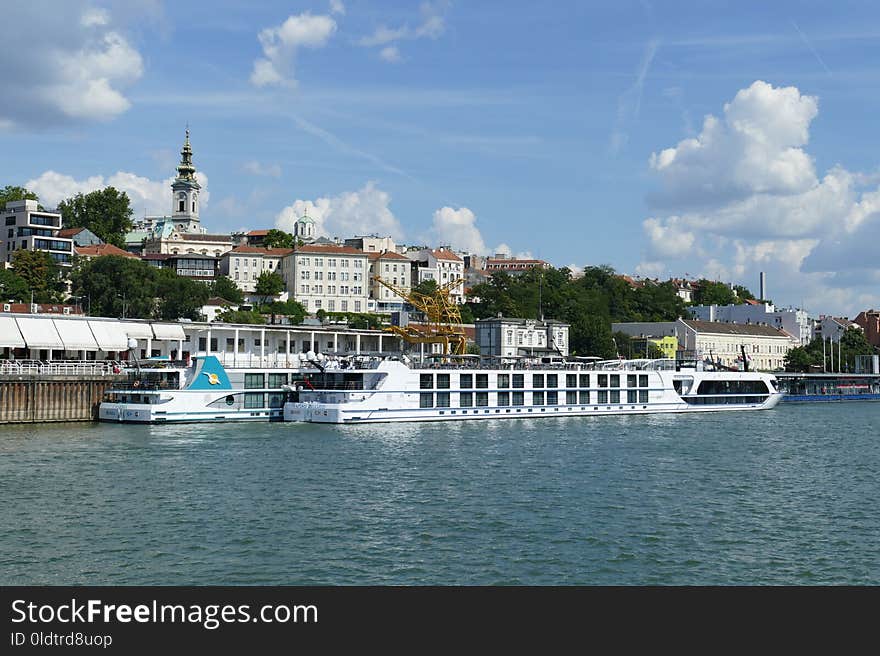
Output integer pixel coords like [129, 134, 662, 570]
[366, 250, 411, 261]
[744, 299, 762, 305]
[76, 244, 138, 259]
[429, 248, 462, 262]
[58, 227, 86, 238]
[247, 230, 270, 236]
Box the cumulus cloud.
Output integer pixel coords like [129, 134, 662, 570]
[638, 79, 880, 316]
[0, 3, 144, 128]
[25, 170, 209, 216]
[243, 160, 282, 178]
[274, 182, 404, 240]
[250, 13, 337, 87]
[358, 2, 448, 61]
[430, 206, 488, 255]
[329, 0, 346, 15]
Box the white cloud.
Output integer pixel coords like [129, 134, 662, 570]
[0, 4, 144, 127]
[243, 160, 282, 178]
[274, 182, 404, 240]
[329, 0, 346, 16]
[250, 13, 337, 88]
[639, 79, 880, 316]
[430, 206, 487, 255]
[25, 170, 209, 217]
[358, 2, 448, 60]
[379, 46, 402, 63]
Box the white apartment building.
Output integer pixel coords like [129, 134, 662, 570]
[476, 317, 570, 357]
[2, 200, 74, 268]
[344, 235, 397, 254]
[813, 315, 861, 343]
[689, 300, 812, 345]
[407, 247, 465, 303]
[280, 245, 370, 314]
[678, 319, 795, 371]
[367, 250, 412, 312]
[220, 246, 292, 293]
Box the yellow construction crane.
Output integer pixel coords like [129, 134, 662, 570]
[372, 276, 468, 355]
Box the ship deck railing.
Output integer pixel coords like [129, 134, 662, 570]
[0, 359, 124, 377]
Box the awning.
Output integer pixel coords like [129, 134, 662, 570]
[119, 322, 153, 339]
[54, 319, 100, 350]
[88, 321, 130, 351]
[0, 316, 26, 348]
[151, 323, 186, 340]
[15, 317, 63, 349]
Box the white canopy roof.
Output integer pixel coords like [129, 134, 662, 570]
[88, 321, 129, 351]
[0, 316, 26, 348]
[151, 323, 186, 340]
[119, 322, 153, 339]
[15, 317, 63, 349]
[54, 319, 100, 351]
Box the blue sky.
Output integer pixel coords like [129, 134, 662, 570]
[2, 0, 879, 316]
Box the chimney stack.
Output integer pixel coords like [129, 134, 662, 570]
[759, 271, 766, 301]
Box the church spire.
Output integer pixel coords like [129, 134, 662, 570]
[176, 127, 198, 183]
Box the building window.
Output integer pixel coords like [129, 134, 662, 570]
[198, 337, 206, 351]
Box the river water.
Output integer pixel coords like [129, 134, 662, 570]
[1, 403, 878, 585]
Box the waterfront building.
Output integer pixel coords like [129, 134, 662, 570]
[689, 300, 812, 345]
[630, 335, 678, 359]
[407, 247, 465, 303]
[853, 309, 880, 348]
[58, 227, 102, 247]
[0, 312, 402, 364]
[484, 254, 550, 273]
[344, 235, 397, 254]
[813, 315, 861, 343]
[141, 253, 220, 282]
[279, 244, 370, 314]
[476, 317, 569, 357]
[219, 246, 292, 293]
[669, 278, 695, 303]
[1, 199, 73, 268]
[367, 250, 412, 313]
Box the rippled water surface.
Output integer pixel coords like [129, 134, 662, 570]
[2, 403, 878, 585]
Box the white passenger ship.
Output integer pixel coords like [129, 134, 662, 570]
[98, 355, 307, 423]
[283, 355, 783, 424]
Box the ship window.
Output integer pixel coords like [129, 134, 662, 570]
[598, 374, 608, 387]
[695, 380, 769, 395]
[459, 392, 473, 407]
[420, 374, 433, 389]
[639, 390, 648, 403]
[639, 375, 648, 387]
[566, 374, 577, 388]
[598, 390, 608, 404]
[627, 390, 638, 404]
[546, 374, 557, 388]
[610, 390, 620, 403]
[437, 374, 450, 389]
[459, 374, 472, 389]
[497, 392, 509, 406]
[512, 374, 524, 388]
[476, 374, 488, 389]
[627, 375, 637, 388]
[532, 391, 544, 406]
[579, 391, 589, 404]
[420, 393, 433, 408]
[547, 391, 558, 405]
[225, 395, 235, 406]
[566, 391, 577, 404]
[198, 337, 206, 351]
[610, 375, 620, 388]
[533, 374, 544, 388]
[497, 374, 510, 388]
[268, 373, 288, 388]
[436, 392, 450, 407]
[268, 393, 285, 408]
[579, 374, 590, 387]
[476, 392, 488, 407]
[244, 393, 264, 408]
[512, 391, 524, 405]
[245, 373, 265, 389]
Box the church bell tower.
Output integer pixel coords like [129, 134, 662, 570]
[171, 128, 201, 232]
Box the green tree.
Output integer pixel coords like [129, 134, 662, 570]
[0, 268, 30, 301]
[156, 270, 210, 321]
[215, 308, 266, 324]
[732, 285, 757, 302]
[692, 280, 737, 306]
[70, 256, 158, 318]
[412, 278, 439, 297]
[262, 229, 295, 249]
[254, 271, 285, 305]
[209, 275, 244, 304]
[57, 187, 134, 248]
[11, 250, 65, 302]
[263, 299, 306, 325]
[0, 185, 40, 208]
[784, 346, 818, 372]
